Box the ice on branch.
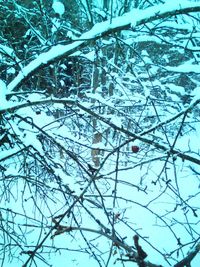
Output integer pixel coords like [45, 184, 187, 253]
[52, 0, 65, 16]
[0, 80, 7, 108]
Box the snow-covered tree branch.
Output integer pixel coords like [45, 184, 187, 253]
[6, 0, 200, 93]
[0, 0, 200, 267]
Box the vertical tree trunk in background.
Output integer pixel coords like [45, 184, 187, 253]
[91, 123, 102, 167]
[91, 54, 101, 167]
[91, 49, 110, 167]
[103, 0, 110, 10]
[124, 0, 132, 12]
[133, 0, 139, 8]
[100, 56, 107, 96]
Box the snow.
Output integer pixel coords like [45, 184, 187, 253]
[0, 45, 22, 68]
[1, 1, 200, 267]
[52, 1, 65, 16]
[167, 84, 186, 95]
[0, 80, 8, 108]
[165, 62, 200, 73]
[7, 0, 200, 94]
[7, 42, 84, 93]
[0, 147, 22, 162]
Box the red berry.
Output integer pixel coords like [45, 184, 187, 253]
[131, 145, 140, 153]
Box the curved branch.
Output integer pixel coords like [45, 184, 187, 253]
[174, 242, 200, 267]
[6, 1, 200, 93]
[51, 225, 162, 267]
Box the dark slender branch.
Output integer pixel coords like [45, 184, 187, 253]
[76, 101, 200, 166]
[52, 224, 136, 254]
[1, 97, 200, 166]
[0, 98, 75, 114]
[51, 224, 163, 267]
[174, 242, 200, 267]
